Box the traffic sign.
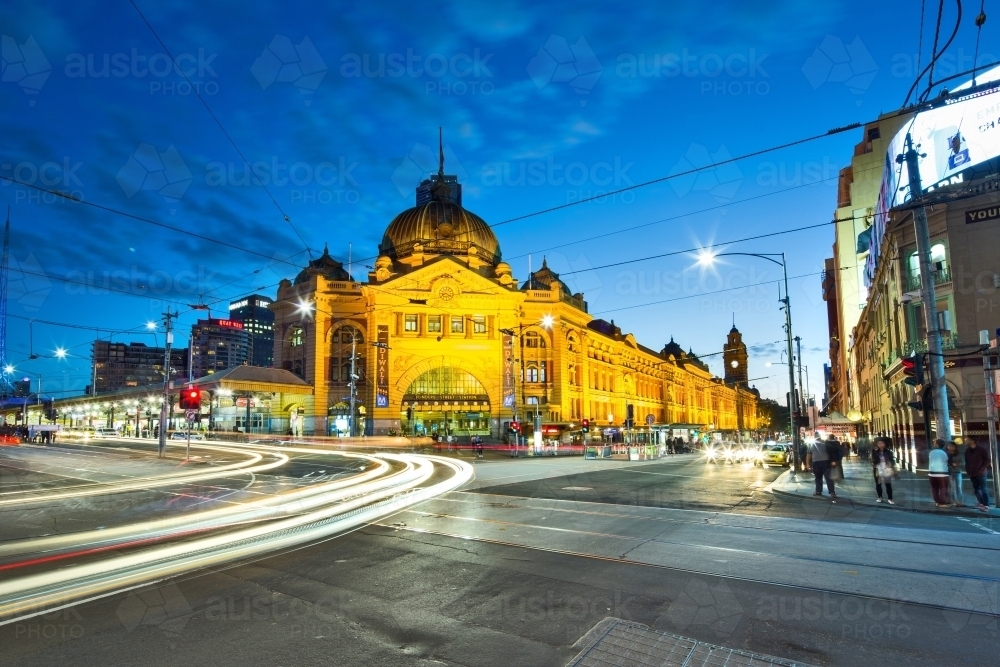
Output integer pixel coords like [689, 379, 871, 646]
[185, 409, 197, 422]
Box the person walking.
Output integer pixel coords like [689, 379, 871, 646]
[946, 441, 964, 507]
[475, 436, 484, 458]
[827, 436, 844, 482]
[928, 440, 951, 508]
[806, 437, 837, 501]
[964, 437, 992, 512]
[871, 436, 896, 504]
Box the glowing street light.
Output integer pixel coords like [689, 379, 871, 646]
[540, 314, 554, 328]
[295, 299, 315, 317]
[54, 347, 67, 359]
[690, 247, 802, 472]
[146, 321, 158, 330]
[4, 365, 13, 374]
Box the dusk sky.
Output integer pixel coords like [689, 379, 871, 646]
[1, 0, 991, 401]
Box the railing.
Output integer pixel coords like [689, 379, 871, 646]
[904, 267, 951, 292]
[901, 332, 959, 355]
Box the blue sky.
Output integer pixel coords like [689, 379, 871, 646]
[1, 0, 992, 402]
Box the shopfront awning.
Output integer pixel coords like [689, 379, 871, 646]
[189, 366, 313, 395]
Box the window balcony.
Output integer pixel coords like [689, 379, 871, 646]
[904, 267, 952, 293]
[901, 332, 959, 356]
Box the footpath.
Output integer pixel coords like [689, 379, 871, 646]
[769, 460, 999, 518]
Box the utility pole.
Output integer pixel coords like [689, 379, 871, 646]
[348, 330, 357, 437]
[158, 310, 177, 457]
[901, 133, 951, 443]
[780, 266, 801, 474]
[981, 330, 1000, 508]
[795, 336, 806, 432]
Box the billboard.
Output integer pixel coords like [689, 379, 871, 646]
[864, 65, 1000, 286]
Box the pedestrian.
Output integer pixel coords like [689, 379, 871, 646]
[964, 436, 992, 511]
[475, 436, 484, 458]
[871, 436, 895, 504]
[827, 436, 844, 481]
[946, 440, 964, 507]
[928, 439, 951, 508]
[806, 436, 837, 501]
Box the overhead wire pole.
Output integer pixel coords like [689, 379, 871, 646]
[0, 208, 11, 396]
[901, 133, 951, 443]
[158, 310, 177, 457]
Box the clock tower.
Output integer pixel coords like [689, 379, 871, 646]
[724, 321, 748, 386]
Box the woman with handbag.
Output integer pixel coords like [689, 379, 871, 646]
[871, 436, 896, 504]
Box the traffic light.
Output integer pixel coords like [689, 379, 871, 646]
[902, 353, 924, 389]
[581, 418, 590, 433]
[179, 387, 200, 410]
[510, 420, 520, 433]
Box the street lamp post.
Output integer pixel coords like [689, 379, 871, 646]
[696, 250, 801, 473]
[500, 315, 555, 453]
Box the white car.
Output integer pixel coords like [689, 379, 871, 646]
[171, 432, 206, 440]
[95, 428, 118, 437]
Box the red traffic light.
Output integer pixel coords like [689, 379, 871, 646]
[179, 387, 201, 410]
[510, 421, 520, 432]
[581, 418, 590, 426]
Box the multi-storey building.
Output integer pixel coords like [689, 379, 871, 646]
[91, 341, 188, 393]
[270, 158, 759, 437]
[852, 174, 1000, 463]
[825, 112, 912, 415]
[229, 294, 275, 367]
[189, 318, 250, 379]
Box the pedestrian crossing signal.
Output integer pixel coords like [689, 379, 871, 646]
[902, 353, 924, 389]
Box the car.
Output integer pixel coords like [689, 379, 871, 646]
[95, 428, 118, 437]
[760, 443, 791, 466]
[170, 432, 206, 440]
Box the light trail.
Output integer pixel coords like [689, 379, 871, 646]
[0, 447, 473, 626]
[0, 441, 287, 506]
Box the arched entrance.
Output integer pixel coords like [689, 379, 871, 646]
[401, 366, 491, 437]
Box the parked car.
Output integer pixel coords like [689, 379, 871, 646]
[170, 432, 206, 440]
[95, 428, 118, 438]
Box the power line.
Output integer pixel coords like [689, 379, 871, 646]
[559, 219, 839, 277]
[0, 174, 303, 268]
[127, 0, 314, 258]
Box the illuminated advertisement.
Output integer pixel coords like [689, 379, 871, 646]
[865, 65, 1000, 286]
[375, 325, 389, 408]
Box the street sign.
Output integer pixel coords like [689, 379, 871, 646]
[185, 409, 197, 422]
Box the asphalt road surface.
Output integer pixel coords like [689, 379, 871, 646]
[1, 446, 997, 667]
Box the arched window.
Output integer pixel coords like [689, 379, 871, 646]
[329, 325, 365, 384]
[527, 366, 539, 383]
[524, 331, 546, 348]
[284, 326, 306, 378]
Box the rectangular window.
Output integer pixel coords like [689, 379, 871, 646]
[404, 315, 418, 332]
[427, 316, 442, 333]
[540, 361, 547, 382]
[451, 316, 464, 334]
[472, 316, 486, 334]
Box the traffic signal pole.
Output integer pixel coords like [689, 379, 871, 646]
[902, 134, 951, 444]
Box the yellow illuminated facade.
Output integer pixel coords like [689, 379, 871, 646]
[272, 163, 759, 437]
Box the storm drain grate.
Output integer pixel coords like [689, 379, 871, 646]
[567, 618, 818, 667]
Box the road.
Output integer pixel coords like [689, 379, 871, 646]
[1, 445, 997, 666]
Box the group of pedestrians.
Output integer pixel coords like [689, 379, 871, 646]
[806, 434, 843, 502]
[869, 435, 992, 512]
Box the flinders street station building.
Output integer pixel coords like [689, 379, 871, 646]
[271, 161, 760, 440]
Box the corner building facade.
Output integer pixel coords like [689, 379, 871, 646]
[271, 167, 759, 437]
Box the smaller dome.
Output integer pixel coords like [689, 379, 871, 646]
[521, 257, 571, 293]
[295, 244, 353, 285]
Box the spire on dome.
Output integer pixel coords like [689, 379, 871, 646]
[437, 126, 445, 179]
